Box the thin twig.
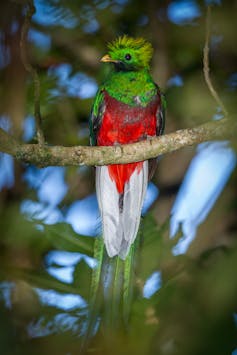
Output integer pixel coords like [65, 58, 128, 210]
[203, 5, 228, 116]
[20, 0, 45, 145]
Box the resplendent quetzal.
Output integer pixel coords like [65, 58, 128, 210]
[90, 36, 165, 259]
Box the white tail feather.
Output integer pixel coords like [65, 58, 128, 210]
[96, 162, 148, 259]
[96, 166, 122, 257]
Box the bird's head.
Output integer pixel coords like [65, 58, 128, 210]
[101, 35, 153, 71]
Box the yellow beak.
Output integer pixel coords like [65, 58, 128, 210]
[100, 54, 117, 63]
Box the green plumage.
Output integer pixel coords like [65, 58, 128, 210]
[94, 35, 157, 107]
[108, 35, 153, 69]
[90, 35, 164, 145]
[100, 70, 157, 106]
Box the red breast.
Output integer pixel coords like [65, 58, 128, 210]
[97, 92, 159, 193]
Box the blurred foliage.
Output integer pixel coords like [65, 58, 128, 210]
[0, 0, 237, 354]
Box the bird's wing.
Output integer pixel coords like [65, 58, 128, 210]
[156, 89, 166, 136]
[89, 89, 105, 146]
[148, 88, 166, 180]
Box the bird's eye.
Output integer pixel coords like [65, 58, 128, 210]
[125, 53, 131, 61]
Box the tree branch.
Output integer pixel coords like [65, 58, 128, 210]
[203, 5, 228, 116]
[0, 118, 234, 167]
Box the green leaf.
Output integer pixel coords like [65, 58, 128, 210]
[44, 223, 94, 255]
[2, 267, 83, 296]
[73, 259, 92, 300]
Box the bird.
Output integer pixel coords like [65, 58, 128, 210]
[90, 35, 165, 259]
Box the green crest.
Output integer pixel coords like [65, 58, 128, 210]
[107, 35, 153, 69]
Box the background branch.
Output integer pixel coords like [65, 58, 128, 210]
[0, 118, 234, 167]
[203, 5, 228, 116]
[20, 0, 45, 144]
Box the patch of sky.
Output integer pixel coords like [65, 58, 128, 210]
[0, 115, 11, 132]
[23, 166, 68, 206]
[111, 4, 123, 14]
[0, 32, 10, 69]
[143, 271, 162, 298]
[212, 107, 224, 121]
[0, 115, 14, 190]
[48, 63, 98, 99]
[10, 21, 19, 34]
[27, 316, 55, 338]
[83, 19, 100, 33]
[46, 266, 75, 284]
[33, 0, 78, 28]
[114, 0, 129, 5]
[46, 250, 97, 269]
[78, 124, 90, 140]
[227, 72, 237, 91]
[94, 0, 110, 10]
[45, 250, 82, 267]
[232, 350, 237, 355]
[167, 74, 184, 87]
[45, 251, 82, 284]
[78, 166, 90, 175]
[37, 167, 67, 205]
[205, 0, 221, 5]
[0, 49, 10, 69]
[84, 255, 97, 268]
[80, 5, 99, 33]
[54, 312, 83, 333]
[167, 0, 201, 25]
[65, 194, 101, 237]
[28, 28, 51, 51]
[137, 15, 149, 27]
[27, 312, 83, 338]
[0, 281, 14, 309]
[21, 200, 64, 225]
[75, 76, 98, 98]
[170, 141, 236, 255]
[142, 182, 159, 215]
[0, 153, 14, 190]
[23, 165, 49, 190]
[22, 115, 36, 142]
[233, 313, 237, 326]
[21, 166, 67, 225]
[44, 250, 97, 284]
[35, 288, 87, 311]
[210, 35, 223, 50]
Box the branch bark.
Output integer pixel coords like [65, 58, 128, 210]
[0, 118, 234, 167]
